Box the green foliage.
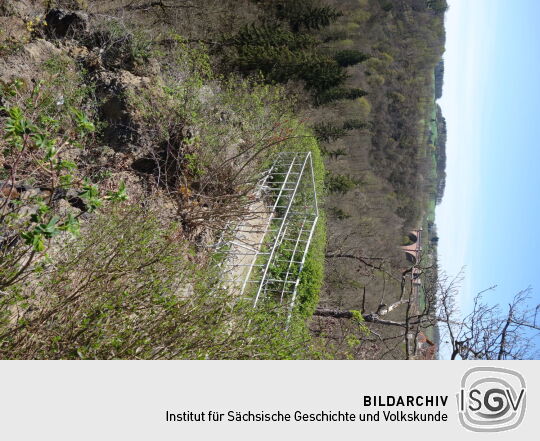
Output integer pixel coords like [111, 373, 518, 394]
[282, 127, 326, 318]
[0, 0, 452, 362]
[426, 0, 448, 14]
[250, 123, 326, 320]
[72, 108, 96, 134]
[0, 67, 121, 289]
[313, 122, 348, 142]
[402, 235, 413, 246]
[79, 181, 102, 212]
[342, 119, 370, 131]
[298, 57, 348, 92]
[316, 87, 367, 105]
[226, 23, 315, 49]
[355, 96, 372, 116]
[227, 0, 349, 98]
[296, 209, 326, 317]
[325, 173, 359, 194]
[233, 44, 347, 93]
[328, 148, 347, 159]
[135, 42, 303, 199]
[329, 207, 351, 220]
[0, 205, 323, 359]
[0, 2, 336, 359]
[333, 49, 370, 67]
[380, 1, 394, 12]
[313, 119, 370, 143]
[273, 0, 343, 32]
[105, 181, 128, 203]
[350, 310, 370, 335]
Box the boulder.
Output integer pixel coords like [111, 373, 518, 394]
[45, 8, 88, 39]
[0, 39, 61, 84]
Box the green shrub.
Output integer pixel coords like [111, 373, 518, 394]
[333, 49, 369, 67]
[316, 87, 367, 105]
[0, 70, 110, 290]
[274, 1, 343, 32]
[325, 173, 359, 194]
[0, 205, 324, 359]
[313, 122, 348, 142]
[355, 96, 372, 116]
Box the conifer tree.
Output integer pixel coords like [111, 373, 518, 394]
[227, 1, 348, 99]
[316, 87, 367, 105]
[313, 119, 370, 143]
[313, 122, 348, 143]
[342, 119, 370, 131]
[299, 57, 347, 92]
[234, 44, 346, 93]
[333, 49, 370, 67]
[228, 23, 315, 50]
[275, 1, 342, 33]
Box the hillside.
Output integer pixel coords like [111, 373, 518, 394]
[310, 0, 447, 358]
[0, 0, 446, 359]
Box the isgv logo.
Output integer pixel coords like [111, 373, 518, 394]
[457, 367, 526, 432]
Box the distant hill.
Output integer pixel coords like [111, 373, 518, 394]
[435, 104, 447, 204]
[435, 60, 444, 99]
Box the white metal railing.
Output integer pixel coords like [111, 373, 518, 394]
[214, 152, 319, 321]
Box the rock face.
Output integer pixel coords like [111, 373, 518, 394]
[0, 0, 42, 18]
[94, 70, 152, 153]
[0, 3, 160, 156]
[0, 39, 62, 83]
[0, 2, 183, 232]
[0, 17, 29, 46]
[45, 9, 89, 38]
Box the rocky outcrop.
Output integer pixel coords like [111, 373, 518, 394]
[94, 69, 153, 153]
[0, 0, 42, 18]
[0, 39, 62, 83]
[45, 9, 89, 38]
[0, 3, 200, 239]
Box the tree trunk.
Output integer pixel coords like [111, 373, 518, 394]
[313, 308, 408, 327]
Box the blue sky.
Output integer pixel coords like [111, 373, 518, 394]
[436, 0, 540, 351]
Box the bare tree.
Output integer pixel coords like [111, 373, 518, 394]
[437, 271, 540, 360]
[313, 244, 435, 359]
[313, 266, 540, 360]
